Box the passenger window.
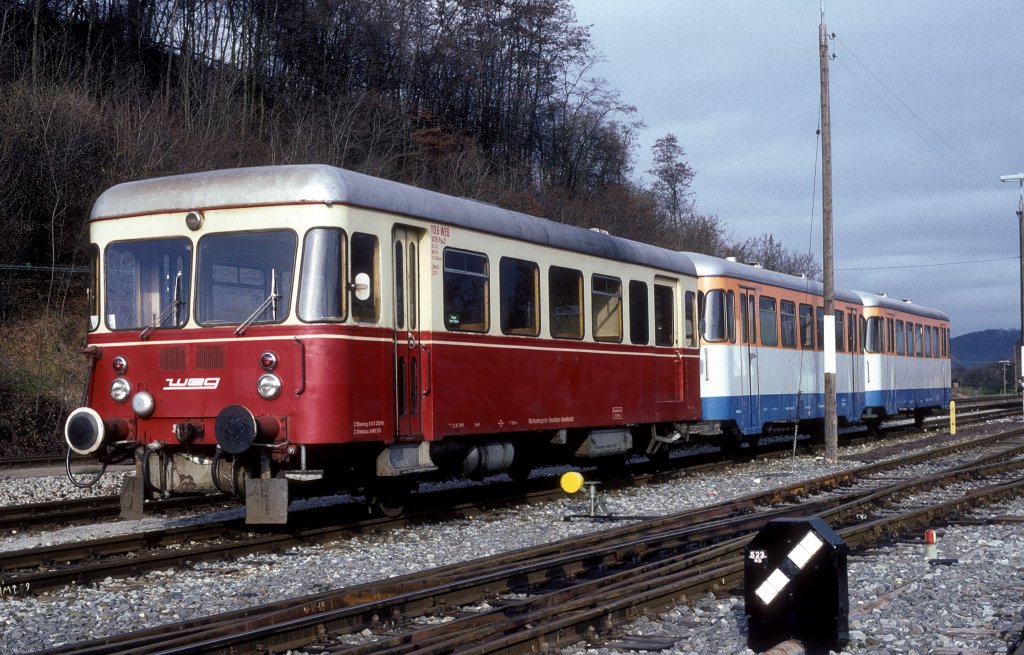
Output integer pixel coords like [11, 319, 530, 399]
[915, 324, 924, 356]
[443, 248, 489, 332]
[847, 312, 856, 352]
[799, 304, 814, 349]
[905, 322, 914, 356]
[895, 320, 904, 355]
[653, 284, 675, 347]
[780, 300, 797, 348]
[685, 290, 697, 347]
[591, 275, 623, 342]
[815, 307, 825, 351]
[835, 310, 845, 352]
[701, 289, 734, 343]
[629, 280, 649, 345]
[932, 327, 939, 358]
[759, 297, 778, 346]
[351, 232, 379, 323]
[865, 316, 883, 353]
[500, 257, 539, 336]
[549, 266, 583, 339]
[299, 228, 347, 322]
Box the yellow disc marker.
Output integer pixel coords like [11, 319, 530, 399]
[560, 471, 585, 494]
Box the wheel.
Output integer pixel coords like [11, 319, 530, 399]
[913, 409, 928, 429]
[506, 456, 533, 482]
[372, 494, 406, 518]
[365, 481, 413, 517]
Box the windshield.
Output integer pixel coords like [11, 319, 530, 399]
[105, 238, 192, 331]
[196, 230, 296, 325]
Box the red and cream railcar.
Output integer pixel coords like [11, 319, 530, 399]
[65, 165, 701, 521]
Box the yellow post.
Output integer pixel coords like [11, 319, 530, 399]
[949, 401, 956, 435]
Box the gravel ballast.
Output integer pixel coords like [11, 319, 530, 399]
[1, 423, 1023, 654]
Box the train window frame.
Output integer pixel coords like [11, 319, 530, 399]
[685, 290, 697, 347]
[915, 323, 924, 356]
[924, 325, 932, 357]
[549, 265, 584, 339]
[895, 319, 905, 355]
[864, 316, 883, 354]
[700, 288, 732, 343]
[499, 256, 540, 337]
[815, 307, 825, 352]
[759, 296, 778, 347]
[799, 303, 814, 350]
[653, 283, 675, 347]
[350, 232, 380, 324]
[835, 310, 845, 353]
[933, 326, 940, 358]
[443, 247, 490, 333]
[105, 236, 195, 331]
[87, 244, 100, 331]
[298, 227, 348, 323]
[591, 274, 623, 343]
[629, 280, 649, 345]
[193, 229, 296, 329]
[780, 300, 797, 348]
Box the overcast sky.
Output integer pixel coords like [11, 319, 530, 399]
[571, 1, 1024, 336]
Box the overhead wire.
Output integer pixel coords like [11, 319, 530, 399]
[832, 37, 997, 192]
[838, 255, 1018, 272]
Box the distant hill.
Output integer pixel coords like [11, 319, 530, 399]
[951, 329, 1020, 367]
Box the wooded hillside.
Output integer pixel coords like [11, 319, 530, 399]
[0, 0, 818, 454]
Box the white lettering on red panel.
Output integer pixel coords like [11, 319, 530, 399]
[164, 378, 221, 390]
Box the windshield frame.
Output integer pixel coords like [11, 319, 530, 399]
[102, 237, 193, 332]
[194, 228, 298, 327]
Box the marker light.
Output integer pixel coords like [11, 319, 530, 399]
[185, 211, 204, 231]
[257, 374, 282, 399]
[110, 378, 131, 403]
[260, 351, 278, 372]
[112, 356, 128, 374]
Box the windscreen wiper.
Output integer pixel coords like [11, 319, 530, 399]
[139, 272, 183, 340]
[235, 268, 280, 336]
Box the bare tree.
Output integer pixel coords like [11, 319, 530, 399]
[648, 133, 695, 226]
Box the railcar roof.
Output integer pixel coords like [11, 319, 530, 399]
[90, 164, 697, 277]
[851, 291, 949, 321]
[682, 252, 863, 304]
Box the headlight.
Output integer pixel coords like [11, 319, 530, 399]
[110, 377, 131, 403]
[257, 374, 282, 400]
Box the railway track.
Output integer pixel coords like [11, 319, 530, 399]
[25, 423, 1024, 654]
[0, 396, 1012, 536]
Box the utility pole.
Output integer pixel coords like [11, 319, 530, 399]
[1000, 360, 1010, 396]
[1000, 173, 1024, 416]
[820, 7, 838, 462]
